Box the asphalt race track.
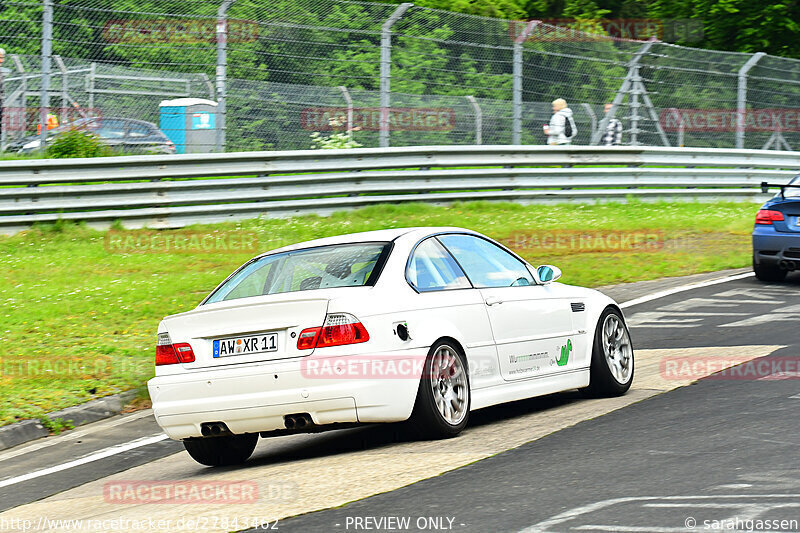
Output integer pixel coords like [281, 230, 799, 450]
[1, 270, 798, 533]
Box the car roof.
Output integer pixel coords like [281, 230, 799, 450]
[260, 226, 477, 257]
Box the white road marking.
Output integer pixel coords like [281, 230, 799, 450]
[627, 311, 706, 328]
[619, 272, 754, 309]
[522, 494, 800, 533]
[0, 409, 155, 463]
[657, 297, 778, 311]
[715, 287, 795, 298]
[721, 308, 800, 327]
[0, 433, 167, 489]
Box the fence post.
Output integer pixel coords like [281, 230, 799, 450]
[216, 0, 236, 153]
[591, 38, 655, 146]
[379, 3, 412, 148]
[339, 86, 354, 134]
[53, 55, 68, 124]
[465, 95, 482, 144]
[512, 20, 539, 145]
[199, 73, 214, 100]
[11, 56, 26, 148]
[630, 75, 643, 144]
[38, 0, 53, 150]
[666, 108, 685, 147]
[87, 62, 95, 110]
[581, 103, 597, 141]
[736, 52, 765, 150]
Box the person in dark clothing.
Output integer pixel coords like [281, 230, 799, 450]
[601, 103, 623, 146]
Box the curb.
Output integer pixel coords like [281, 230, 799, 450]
[0, 420, 49, 451]
[0, 390, 139, 452]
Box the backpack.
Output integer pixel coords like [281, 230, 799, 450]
[564, 114, 576, 138]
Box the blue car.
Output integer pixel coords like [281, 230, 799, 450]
[753, 176, 800, 281]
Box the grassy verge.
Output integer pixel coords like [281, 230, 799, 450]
[0, 200, 757, 425]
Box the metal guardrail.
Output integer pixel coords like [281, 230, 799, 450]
[0, 145, 796, 234]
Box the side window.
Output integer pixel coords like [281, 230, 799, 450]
[438, 234, 533, 288]
[127, 123, 152, 138]
[95, 119, 126, 139]
[407, 238, 471, 292]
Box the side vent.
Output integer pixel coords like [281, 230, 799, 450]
[570, 302, 585, 312]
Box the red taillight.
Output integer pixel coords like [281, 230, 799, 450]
[155, 333, 195, 365]
[174, 343, 195, 363]
[755, 209, 785, 225]
[297, 327, 321, 350]
[296, 313, 369, 350]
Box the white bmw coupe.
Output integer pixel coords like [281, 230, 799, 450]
[148, 227, 634, 466]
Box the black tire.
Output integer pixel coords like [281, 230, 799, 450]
[407, 340, 470, 439]
[581, 307, 634, 398]
[753, 256, 787, 282]
[183, 433, 258, 467]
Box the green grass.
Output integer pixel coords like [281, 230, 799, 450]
[0, 200, 758, 425]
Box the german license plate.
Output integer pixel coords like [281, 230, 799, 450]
[213, 333, 278, 358]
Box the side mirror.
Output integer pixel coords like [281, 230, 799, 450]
[537, 265, 562, 284]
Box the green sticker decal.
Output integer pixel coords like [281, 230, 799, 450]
[555, 339, 573, 366]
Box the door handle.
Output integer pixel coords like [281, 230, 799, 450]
[485, 296, 503, 306]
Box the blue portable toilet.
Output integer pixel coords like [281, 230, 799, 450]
[159, 98, 219, 153]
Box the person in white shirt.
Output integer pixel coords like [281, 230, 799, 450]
[543, 98, 577, 145]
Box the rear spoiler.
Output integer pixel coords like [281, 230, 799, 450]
[761, 181, 800, 198]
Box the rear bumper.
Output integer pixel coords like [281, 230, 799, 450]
[753, 228, 800, 270]
[147, 353, 422, 440]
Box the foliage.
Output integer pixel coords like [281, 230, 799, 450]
[44, 130, 114, 159]
[310, 116, 363, 149]
[39, 416, 75, 435]
[310, 131, 363, 149]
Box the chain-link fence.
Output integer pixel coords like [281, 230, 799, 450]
[2, 0, 800, 153]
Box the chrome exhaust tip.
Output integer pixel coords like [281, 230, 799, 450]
[200, 421, 231, 437]
[284, 413, 313, 430]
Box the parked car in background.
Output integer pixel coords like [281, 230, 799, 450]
[5, 117, 175, 155]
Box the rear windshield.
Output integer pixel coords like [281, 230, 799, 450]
[204, 242, 390, 304]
